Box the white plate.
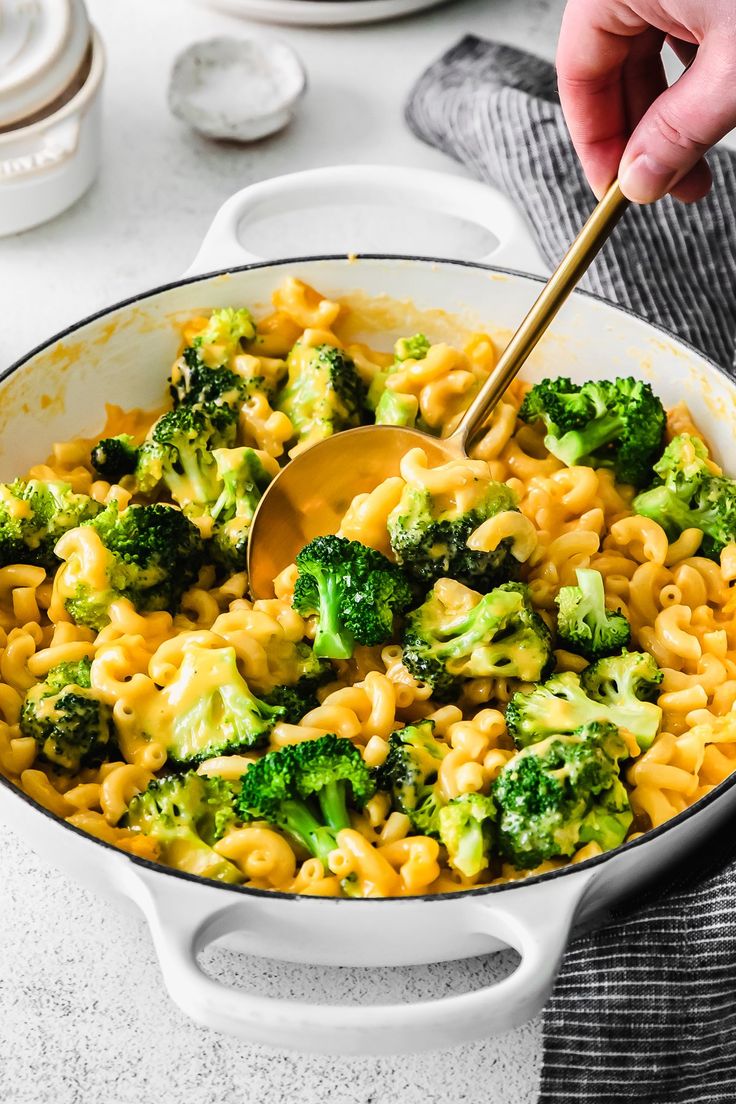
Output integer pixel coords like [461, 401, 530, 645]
[193, 0, 451, 28]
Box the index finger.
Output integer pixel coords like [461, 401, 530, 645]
[556, 1, 656, 195]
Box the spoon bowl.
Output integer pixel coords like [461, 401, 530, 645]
[247, 424, 456, 598]
[247, 180, 630, 599]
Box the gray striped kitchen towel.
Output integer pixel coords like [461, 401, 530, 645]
[406, 36, 736, 371]
[406, 36, 736, 1104]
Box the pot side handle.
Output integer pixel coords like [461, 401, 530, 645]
[127, 866, 593, 1055]
[185, 165, 547, 278]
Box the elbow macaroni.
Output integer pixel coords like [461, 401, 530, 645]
[4, 278, 736, 898]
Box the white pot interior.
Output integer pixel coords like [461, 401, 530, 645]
[5, 257, 734, 480]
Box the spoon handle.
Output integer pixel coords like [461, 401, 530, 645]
[448, 179, 630, 453]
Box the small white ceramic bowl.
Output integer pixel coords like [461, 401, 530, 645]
[168, 37, 307, 142]
[0, 0, 92, 127]
[0, 27, 104, 236]
[0, 0, 103, 237]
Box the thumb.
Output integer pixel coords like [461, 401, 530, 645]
[619, 38, 736, 203]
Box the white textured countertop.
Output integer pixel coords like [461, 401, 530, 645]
[0, 1, 565, 1101]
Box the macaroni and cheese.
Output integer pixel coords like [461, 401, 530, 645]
[2, 277, 735, 898]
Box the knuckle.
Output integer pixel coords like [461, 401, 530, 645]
[650, 109, 707, 156]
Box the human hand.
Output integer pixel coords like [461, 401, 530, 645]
[556, 0, 736, 203]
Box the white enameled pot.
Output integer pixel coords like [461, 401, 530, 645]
[2, 165, 736, 1054]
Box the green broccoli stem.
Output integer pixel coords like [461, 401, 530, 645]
[340, 873, 364, 898]
[375, 389, 419, 428]
[316, 779, 352, 832]
[576, 568, 611, 641]
[168, 449, 217, 506]
[210, 484, 231, 522]
[579, 809, 630, 850]
[634, 485, 706, 537]
[147, 823, 242, 883]
[451, 821, 486, 879]
[313, 573, 355, 659]
[366, 370, 391, 411]
[577, 567, 604, 613]
[548, 411, 623, 466]
[280, 798, 339, 870]
[434, 606, 494, 663]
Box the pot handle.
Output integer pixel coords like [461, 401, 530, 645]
[185, 165, 547, 278]
[127, 866, 593, 1054]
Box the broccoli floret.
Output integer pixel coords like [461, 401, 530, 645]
[374, 721, 447, 836]
[438, 792, 496, 878]
[388, 477, 520, 591]
[292, 535, 413, 660]
[169, 344, 247, 410]
[367, 334, 431, 411]
[260, 681, 322, 725]
[505, 657, 662, 752]
[634, 482, 736, 559]
[518, 377, 596, 434]
[192, 307, 256, 367]
[633, 433, 736, 558]
[45, 659, 93, 692]
[253, 639, 332, 724]
[0, 479, 101, 570]
[653, 432, 713, 494]
[374, 389, 419, 428]
[20, 657, 115, 773]
[260, 649, 333, 725]
[402, 581, 553, 701]
[581, 650, 664, 750]
[159, 644, 284, 764]
[207, 447, 276, 573]
[556, 567, 631, 660]
[518, 376, 666, 488]
[135, 402, 238, 507]
[578, 777, 633, 851]
[90, 435, 139, 482]
[275, 344, 367, 448]
[123, 772, 242, 883]
[505, 673, 590, 749]
[493, 721, 632, 868]
[394, 334, 430, 362]
[56, 502, 204, 630]
[236, 733, 375, 871]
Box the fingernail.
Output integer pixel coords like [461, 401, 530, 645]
[619, 153, 677, 204]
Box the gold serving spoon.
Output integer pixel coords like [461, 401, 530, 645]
[248, 180, 629, 599]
